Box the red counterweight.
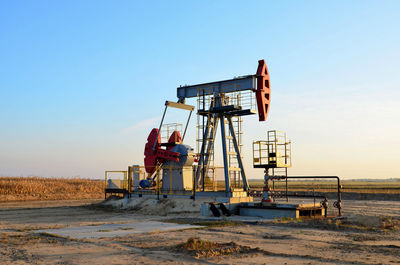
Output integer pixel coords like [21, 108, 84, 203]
[256, 59, 271, 122]
[167, 131, 182, 150]
[144, 128, 181, 174]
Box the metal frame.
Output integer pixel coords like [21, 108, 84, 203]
[104, 170, 128, 199]
[253, 130, 291, 168]
[176, 60, 272, 196]
[153, 101, 194, 150]
[195, 94, 251, 195]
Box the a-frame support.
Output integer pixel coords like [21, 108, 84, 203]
[195, 95, 249, 195]
[227, 116, 249, 190]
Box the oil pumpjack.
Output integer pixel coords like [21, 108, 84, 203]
[105, 59, 341, 219]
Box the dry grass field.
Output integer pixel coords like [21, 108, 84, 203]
[0, 177, 104, 202]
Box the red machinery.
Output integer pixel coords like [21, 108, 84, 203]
[144, 129, 182, 175]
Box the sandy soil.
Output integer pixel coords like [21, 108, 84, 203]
[0, 199, 399, 265]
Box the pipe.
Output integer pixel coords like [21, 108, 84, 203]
[182, 110, 192, 142]
[272, 192, 328, 218]
[153, 105, 168, 150]
[283, 176, 341, 216]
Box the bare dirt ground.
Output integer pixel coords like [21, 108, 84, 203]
[0, 199, 399, 265]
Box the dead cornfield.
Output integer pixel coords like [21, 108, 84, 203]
[0, 177, 104, 202]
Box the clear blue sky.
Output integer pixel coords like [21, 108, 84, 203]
[1, 0, 399, 179]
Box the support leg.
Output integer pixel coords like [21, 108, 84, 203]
[227, 116, 249, 191]
[195, 115, 212, 187]
[203, 115, 219, 188]
[220, 115, 230, 195]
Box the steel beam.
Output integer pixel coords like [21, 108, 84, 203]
[177, 75, 256, 102]
[166, 101, 195, 111]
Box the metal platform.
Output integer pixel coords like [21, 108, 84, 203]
[239, 203, 325, 219]
[201, 201, 325, 219]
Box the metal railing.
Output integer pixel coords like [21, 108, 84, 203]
[104, 171, 128, 199]
[104, 164, 246, 198]
[161, 123, 183, 143]
[253, 130, 291, 168]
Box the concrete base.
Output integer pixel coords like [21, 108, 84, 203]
[216, 196, 253, 203]
[201, 202, 241, 217]
[201, 201, 325, 218]
[239, 203, 325, 219]
[240, 206, 298, 219]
